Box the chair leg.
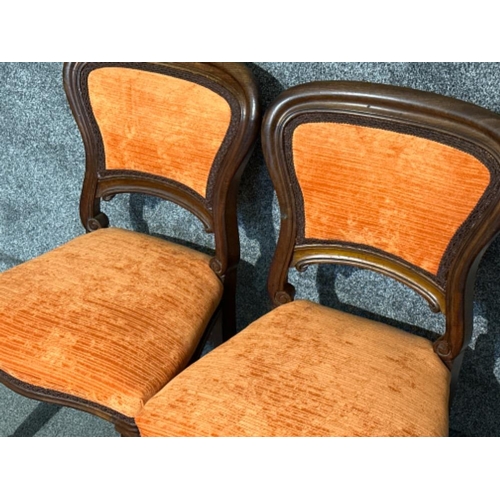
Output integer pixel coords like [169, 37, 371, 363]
[449, 349, 466, 410]
[221, 267, 237, 342]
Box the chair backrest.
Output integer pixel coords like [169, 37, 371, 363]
[63, 62, 260, 277]
[262, 81, 500, 368]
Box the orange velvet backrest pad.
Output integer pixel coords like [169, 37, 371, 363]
[88, 67, 232, 198]
[292, 122, 491, 276]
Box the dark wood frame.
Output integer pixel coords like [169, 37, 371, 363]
[262, 81, 500, 404]
[0, 62, 259, 436]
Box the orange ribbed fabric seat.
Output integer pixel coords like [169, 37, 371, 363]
[0, 228, 223, 418]
[136, 300, 450, 436]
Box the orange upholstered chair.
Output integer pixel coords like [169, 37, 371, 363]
[0, 63, 259, 436]
[135, 81, 500, 436]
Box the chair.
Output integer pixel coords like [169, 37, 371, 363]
[134, 81, 500, 436]
[0, 62, 259, 436]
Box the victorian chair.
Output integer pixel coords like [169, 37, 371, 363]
[0, 62, 259, 435]
[135, 81, 500, 436]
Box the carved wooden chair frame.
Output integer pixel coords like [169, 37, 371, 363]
[262, 81, 500, 400]
[0, 62, 259, 435]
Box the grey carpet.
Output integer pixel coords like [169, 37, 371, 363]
[1, 62, 500, 436]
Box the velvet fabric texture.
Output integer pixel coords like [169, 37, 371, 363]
[88, 67, 232, 197]
[0, 228, 222, 417]
[293, 122, 490, 276]
[135, 300, 450, 436]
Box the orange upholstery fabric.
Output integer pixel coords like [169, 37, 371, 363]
[136, 300, 450, 436]
[88, 67, 232, 197]
[0, 228, 222, 417]
[293, 122, 490, 275]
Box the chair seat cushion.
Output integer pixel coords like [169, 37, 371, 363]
[0, 228, 223, 418]
[136, 300, 450, 436]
